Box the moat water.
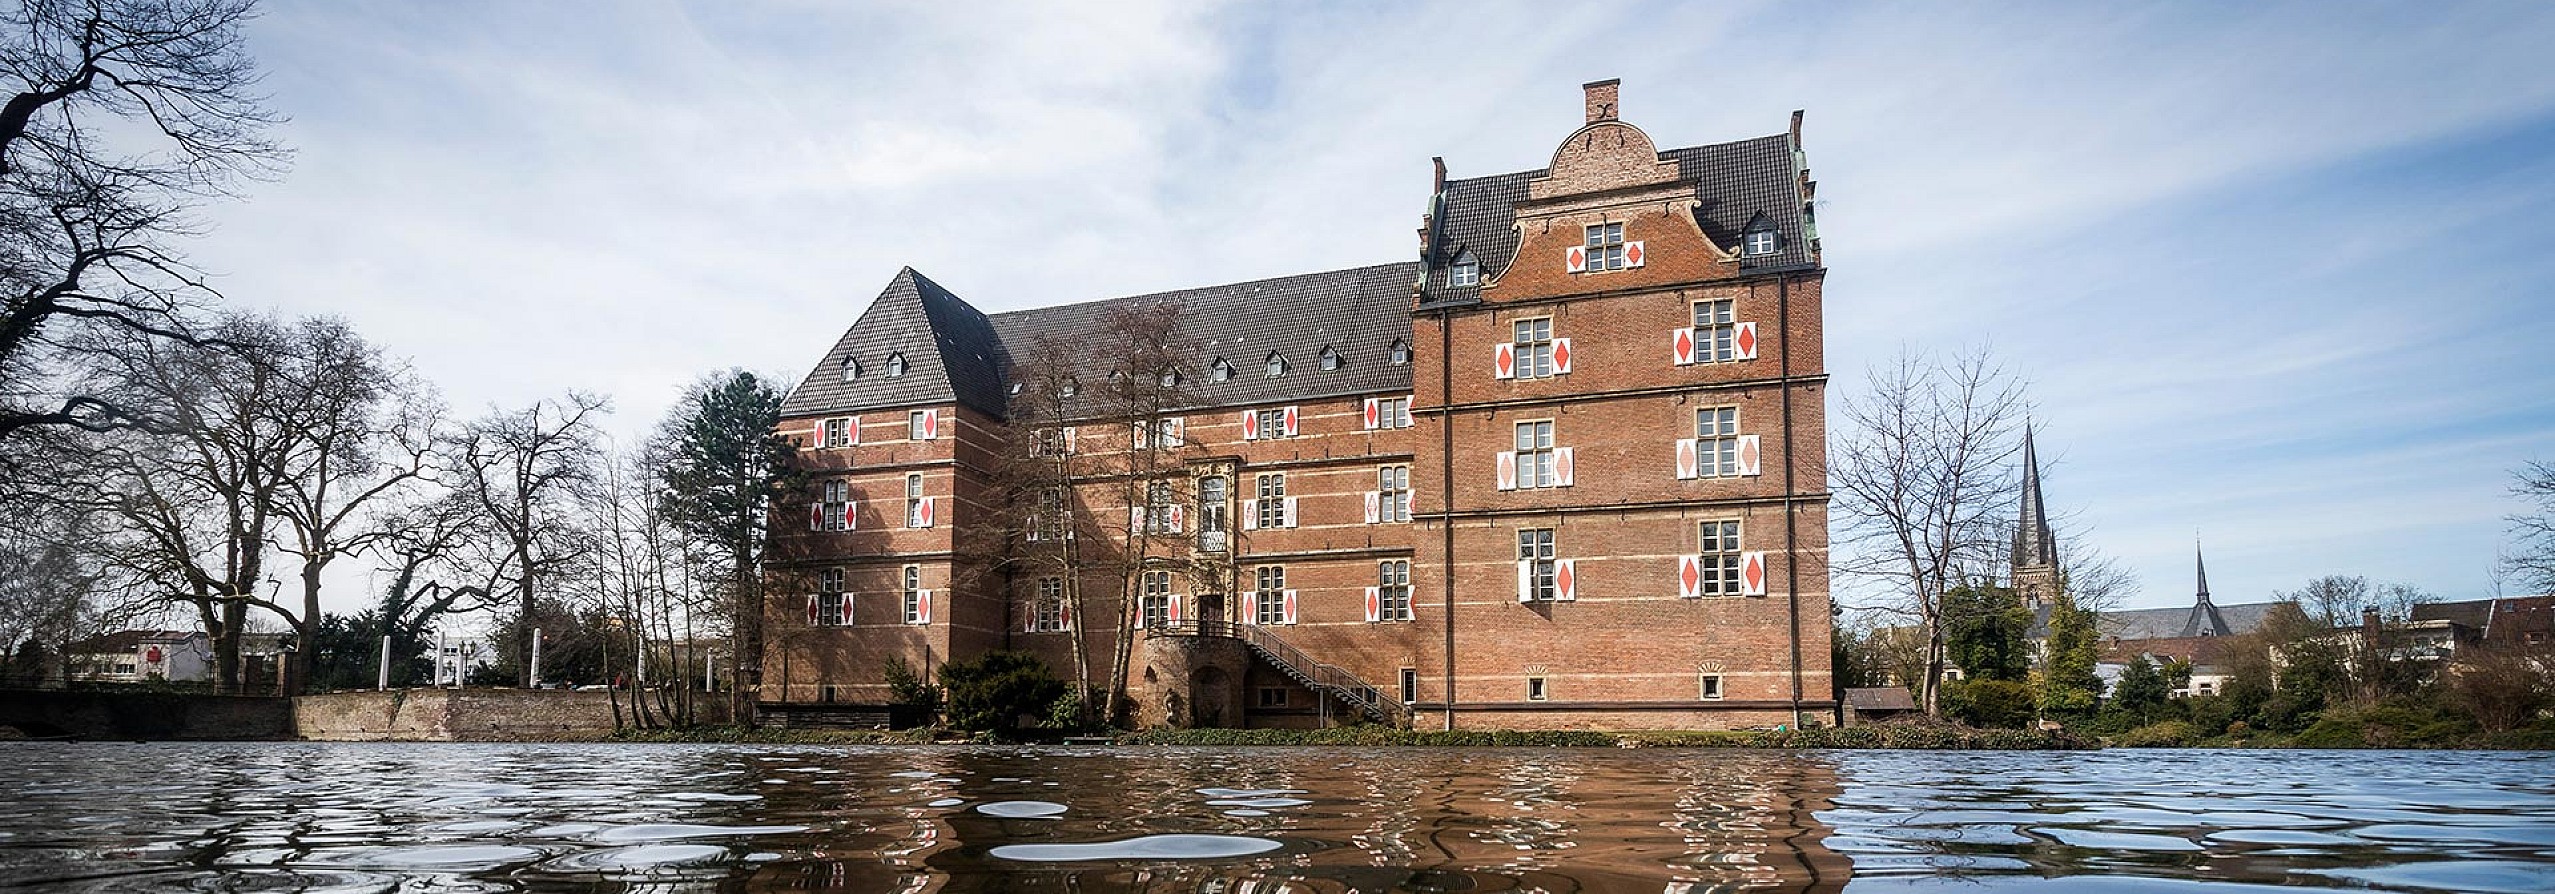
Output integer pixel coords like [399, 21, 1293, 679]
[0, 744, 2550, 893]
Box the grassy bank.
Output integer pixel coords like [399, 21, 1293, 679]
[2099, 712, 2555, 750]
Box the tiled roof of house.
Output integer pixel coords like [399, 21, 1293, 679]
[2099, 601, 2280, 641]
[782, 263, 1421, 421]
[64, 630, 199, 655]
[1418, 133, 1817, 307]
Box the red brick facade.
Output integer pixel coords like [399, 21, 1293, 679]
[766, 82, 1834, 730]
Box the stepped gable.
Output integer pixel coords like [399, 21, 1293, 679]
[988, 262, 1420, 417]
[781, 267, 1010, 418]
[1417, 132, 1816, 308]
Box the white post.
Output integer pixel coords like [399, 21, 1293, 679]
[377, 635, 391, 691]
[530, 627, 544, 689]
[705, 651, 715, 693]
[437, 633, 449, 688]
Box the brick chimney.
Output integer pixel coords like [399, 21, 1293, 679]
[1583, 79, 1619, 123]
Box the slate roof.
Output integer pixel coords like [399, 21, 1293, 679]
[2098, 601, 2279, 641]
[782, 263, 1422, 422]
[64, 630, 200, 654]
[1844, 687, 1918, 712]
[1418, 133, 1818, 307]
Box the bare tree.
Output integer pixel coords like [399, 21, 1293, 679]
[650, 370, 792, 726]
[0, 0, 283, 440]
[450, 393, 607, 687]
[2505, 461, 2555, 595]
[1831, 347, 2028, 715]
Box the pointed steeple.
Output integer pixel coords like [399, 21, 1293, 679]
[2195, 541, 2212, 603]
[2179, 539, 2231, 637]
[2012, 422, 2057, 571]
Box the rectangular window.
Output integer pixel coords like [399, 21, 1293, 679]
[1031, 427, 1065, 457]
[901, 565, 924, 624]
[1377, 465, 1411, 523]
[1378, 559, 1413, 621]
[1254, 566, 1286, 625]
[908, 410, 927, 440]
[1511, 318, 1555, 379]
[1375, 396, 1413, 429]
[1518, 528, 1557, 602]
[1400, 668, 1418, 704]
[1255, 474, 1286, 530]
[1035, 578, 1064, 632]
[1696, 407, 1740, 478]
[1257, 687, 1290, 708]
[1700, 673, 1725, 700]
[1700, 520, 1743, 597]
[1450, 259, 1479, 287]
[1197, 476, 1228, 552]
[905, 474, 925, 527]
[1691, 299, 1737, 364]
[1030, 487, 1066, 542]
[1256, 410, 1287, 440]
[822, 480, 851, 532]
[1745, 230, 1778, 257]
[1141, 570, 1172, 628]
[1145, 480, 1177, 534]
[1513, 421, 1557, 489]
[824, 417, 849, 449]
[819, 568, 845, 594]
[1527, 676, 1549, 701]
[1583, 222, 1626, 271]
[817, 592, 846, 627]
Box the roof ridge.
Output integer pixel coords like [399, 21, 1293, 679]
[1440, 132, 1788, 186]
[984, 262, 1418, 322]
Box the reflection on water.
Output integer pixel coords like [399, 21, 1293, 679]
[0, 744, 2546, 893]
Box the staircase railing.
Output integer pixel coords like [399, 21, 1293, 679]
[1149, 620, 1407, 726]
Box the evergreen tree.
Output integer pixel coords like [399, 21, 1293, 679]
[1942, 586, 2031, 682]
[2038, 592, 2102, 717]
[2110, 654, 2169, 724]
[653, 370, 796, 726]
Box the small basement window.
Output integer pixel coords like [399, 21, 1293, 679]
[1527, 676, 1548, 701]
[1700, 674, 1724, 701]
[1257, 687, 1289, 708]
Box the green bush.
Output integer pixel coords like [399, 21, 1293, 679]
[938, 650, 1066, 734]
[2112, 720, 2200, 748]
[1946, 678, 2036, 729]
[1119, 727, 1618, 747]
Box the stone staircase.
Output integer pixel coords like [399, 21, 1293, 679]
[1152, 620, 1408, 727]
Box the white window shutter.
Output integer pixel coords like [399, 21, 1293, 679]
[1557, 559, 1577, 602]
[1400, 492, 1413, 519]
[918, 589, 935, 623]
[1496, 451, 1517, 491]
[1282, 406, 1299, 437]
[809, 503, 823, 532]
[1738, 435, 1763, 477]
[1167, 417, 1184, 446]
[1282, 496, 1298, 528]
[1516, 560, 1533, 602]
[1363, 492, 1380, 524]
[1131, 421, 1148, 449]
[1167, 504, 1185, 533]
[1399, 397, 1414, 428]
[921, 409, 940, 440]
[1063, 426, 1078, 452]
[1281, 589, 1298, 625]
[1242, 499, 1259, 530]
[1493, 342, 1515, 380]
[1676, 438, 1699, 480]
[917, 497, 937, 528]
[1565, 244, 1587, 273]
[1364, 587, 1381, 623]
[1129, 506, 1145, 534]
[1241, 410, 1259, 440]
[846, 417, 862, 445]
[1673, 328, 1696, 366]
[1741, 552, 1769, 596]
[1556, 446, 1575, 487]
[1624, 240, 1646, 268]
[1735, 322, 1759, 361]
[1363, 397, 1379, 430]
[1678, 555, 1702, 599]
[804, 594, 819, 625]
[1553, 338, 1572, 375]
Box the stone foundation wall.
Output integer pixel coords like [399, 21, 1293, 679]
[294, 689, 623, 741]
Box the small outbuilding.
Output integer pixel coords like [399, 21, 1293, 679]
[1843, 687, 1919, 726]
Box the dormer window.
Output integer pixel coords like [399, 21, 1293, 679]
[1265, 353, 1288, 378]
[1060, 378, 1078, 397]
[1450, 251, 1479, 287]
[886, 352, 909, 378]
[1319, 346, 1343, 371]
[1159, 367, 1181, 387]
[1744, 228, 1778, 257]
[840, 357, 861, 382]
[1210, 358, 1233, 383]
[1388, 340, 1411, 366]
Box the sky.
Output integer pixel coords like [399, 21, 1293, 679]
[184, 1, 2555, 616]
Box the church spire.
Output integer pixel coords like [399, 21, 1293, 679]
[2195, 540, 2212, 604]
[2012, 422, 2056, 571]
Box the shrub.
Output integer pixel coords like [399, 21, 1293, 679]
[938, 651, 1065, 734]
[1946, 678, 2035, 729]
[2113, 720, 2200, 748]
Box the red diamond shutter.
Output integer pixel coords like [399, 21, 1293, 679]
[1738, 435, 1763, 477]
[1282, 406, 1298, 436]
[922, 409, 940, 440]
[840, 501, 856, 530]
[1552, 338, 1572, 374]
[805, 594, 819, 625]
[1556, 559, 1577, 602]
[1679, 555, 1702, 599]
[918, 497, 936, 528]
[1493, 342, 1515, 380]
[1676, 438, 1699, 480]
[847, 417, 861, 445]
[1496, 451, 1517, 491]
[1168, 504, 1184, 533]
[1362, 398, 1379, 430]
[1565, 244, 1587, 273]
[1128, 506, 1144, 535]
[1241, 410, 1259, 440]
[1131, 421, 1147, 450]
[1364, 587, 1381, 623]
[1062, 598, 1074, 630]
[1363, 492, 1380, 524]
[838, 596, 854, 626]
[1281, 590, 1298, 625]
[1673, 328, 1696, 366]
[1167, 417, 1184, 446]
[1024, 605, 1037, 634]
[1624, 240, 1645, 268]
[1556, 447, 1575, 487]
[1741, 552, 1768, 596]
[1735, 322, 1759, 361]
[809, 503, 823, 531]
[920, 589, 935, 623]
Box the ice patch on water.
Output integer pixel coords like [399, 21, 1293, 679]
[590, 823, 805, 843]
[1197, 788, 1306, 799]
[989, 833, 1282, 862]
[927, 798, 964, 807]
[974, 800, 1068, 818]
[1204, 797, 1311, 809]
